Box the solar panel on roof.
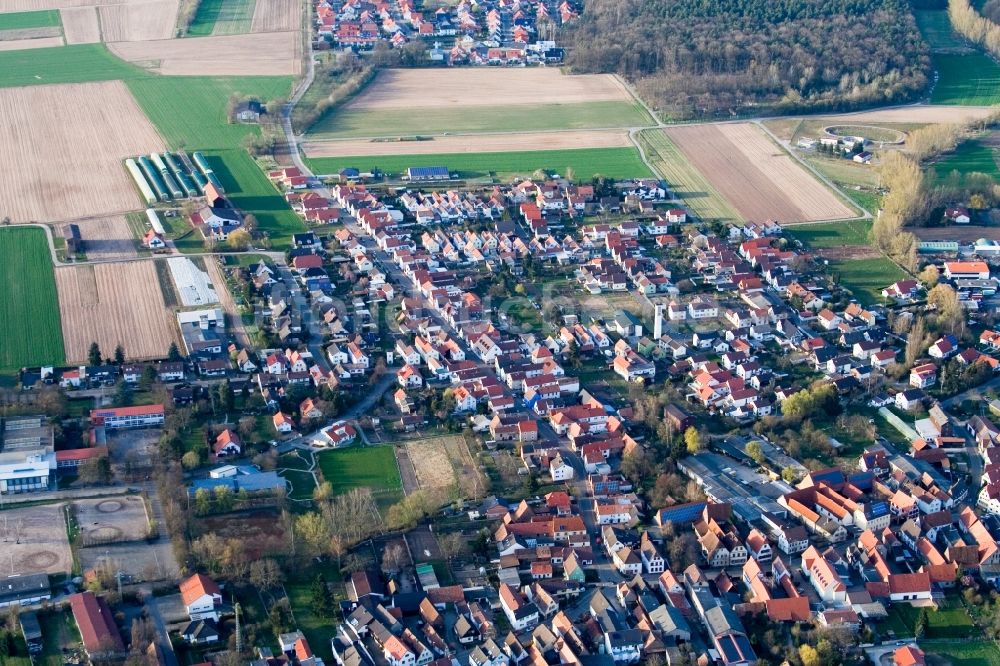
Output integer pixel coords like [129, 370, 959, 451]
[734, 635, 756, 661]
[718, 635, 740, 662]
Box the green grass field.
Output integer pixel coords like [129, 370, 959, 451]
[307, 146, 652, 181]
[308, 101, 654, 139]
[829, 257, 907, 304]
[211, 0, 256, 34]
[187, 0, 224, 35]
[916, 10, 1000, 106]
[0, 228, 64, 370]
[637, 129, 743, 223]
[934, 138, 1000, 179]
[204, 149, 306, 246]
[881, 600, 978, 639]
[316, 445, 402, 496]
[0, 9, 60, 30]
[785, 219, 874, 248]
[920, 639, 1000, 665]
[0, 44, 144, 88]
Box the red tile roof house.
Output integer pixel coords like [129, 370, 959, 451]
[212, 428, 241, 458]
[69, 592, 124, 659]
[180, 573, 223, 621]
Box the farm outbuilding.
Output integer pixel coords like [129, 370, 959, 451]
[125, 158, 158, 205]
[164, 152, 199, 197]
[406, 166, 450, 181]
[151, 152, 184, 199]
[63, 224, 81, 253]
[138, 155, 171, 201]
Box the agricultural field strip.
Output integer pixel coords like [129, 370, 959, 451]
[0, 33, 60, 47]
[56, 261, 179, 362]
[0, 8, 60, 28]
[59, 5, 99, 43]
[0, 227, 64, 369]
[302, 129, 633, 157]
[0, 80, 164, 223]
[167, 256, 219, 306]
[638, 129, 743, 222]
[0, 24, 60, 37]
[98, 0, 178, 42]
[249, 0, 298, 32]
[344, 68, 635, 111]
[664, 124, 854, 224]
[76, 215, 138, 261]
[211, 0, 254, 34]
[108, 30, 299, 76]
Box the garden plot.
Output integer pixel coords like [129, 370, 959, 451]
[402, 435, 485, 497]
[55, 261, 179, 362]
[108, 31, 300, 75]
[167, 256, 219, 306]
[0, 503, 73, 575]
[74, 495, 150, 546]
[0, 80, 164, 223]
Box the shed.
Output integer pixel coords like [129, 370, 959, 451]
[64, 223, 81, 254]
[406, 166, 450, 181]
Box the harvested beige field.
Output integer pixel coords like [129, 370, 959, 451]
[0, 34, 61, 48]
[109, 31, 299, 75]
[304, 129, 632, 158]
[404, 437, 457, 490]
[0, 81, 164, 223]
[99, 0, 178, 41]
[250, 0, 300, 32]
[61, 6, 101, 43]
[0, 0, 103, 9]
[0, 26, 61, 39]
[56, 261, 178, 362]
[346, 68, 632, 111]
[823, 105, 995, 124]
[77, 215, 138, 261]
[664, 123, 855, 224]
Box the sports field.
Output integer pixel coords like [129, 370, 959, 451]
[316, 446, 402, 496]
[0, 227, 65, 370]
[0, 9, 59, 28]
[307, 147, 653, 181]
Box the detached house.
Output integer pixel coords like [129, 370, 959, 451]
[180, 574, 222, 621]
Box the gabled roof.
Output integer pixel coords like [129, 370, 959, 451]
[180, 573, 221, 606]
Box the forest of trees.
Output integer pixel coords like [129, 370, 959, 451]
[565, 0, 930, 119]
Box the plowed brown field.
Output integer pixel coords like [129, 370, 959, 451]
[0, 81, 164, 223]
[99, 0, 178, 41]
[108, 31, 299, 75]
[60, 6, 100, 43]
[663, 123, 855, 224]
[250, 0, 299, 32]
[56, 261, 178, 362]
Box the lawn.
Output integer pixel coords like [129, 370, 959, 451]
[840, 188, 882, 215]
[920, 639, 1000, 665]
[281, 469, 317, 500]
[881, 598, 978, 639]
[0, 228, 64, 370]
[308, 100, 654, 139]
[934, 138, 1000, 180]
[785, 219, 874, 248]
[316, 445, 402, 496]
[308, 146, 652, 181]
[636, 128, 743, 223]
[829, 257, 907, 304]
[285, 582, 339, 662]
[204, 149, 306, 247]
[0, 9, 60, 29]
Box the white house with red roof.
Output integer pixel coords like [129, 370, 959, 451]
[180, 573, 222, 621]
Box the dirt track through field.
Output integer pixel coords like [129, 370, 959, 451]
[56, 261, 179, 362]
[819, 105, 996, 124]
[78, 215, 138, 261]
[98, 0, 177, 41]
[664, 123, 854, 224]
[0, 81, 164, 223]
[345, 68, 632, 111]
[61, 6, 101, 42]
[109, 30, 299, 75]
[250, 0, 299, 32]
[304, 129, 632, 158]
[0, 34, 61, 48]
